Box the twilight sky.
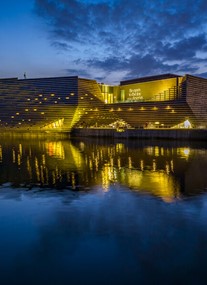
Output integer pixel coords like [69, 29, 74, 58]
[1, 0, 207, 84]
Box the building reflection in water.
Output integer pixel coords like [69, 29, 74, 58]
[0, 136, 207, 201]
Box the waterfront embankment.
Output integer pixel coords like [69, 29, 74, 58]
[71, 128, 207, 140]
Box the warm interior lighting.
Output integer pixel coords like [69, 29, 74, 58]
[183, 119, 192, 128]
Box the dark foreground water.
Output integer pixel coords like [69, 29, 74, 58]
[1, 136, 207, 285]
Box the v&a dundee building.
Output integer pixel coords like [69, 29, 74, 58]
[0, 73, 207, 132]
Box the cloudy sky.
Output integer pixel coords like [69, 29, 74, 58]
[1, 0, 207, 84]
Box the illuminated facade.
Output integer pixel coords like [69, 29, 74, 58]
[0, 73, 207, 131]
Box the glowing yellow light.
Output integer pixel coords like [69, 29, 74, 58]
[33, 108, 37, 111]
[66, 97, 69, 99]
[51, 94, 55, 96]
[140, 107, 145, 110]
[152, 106, 158, 110]
[166, 105, 171, 110]
[25, 109, 28, 111]
[70, 93, 74, 96]
[54, 101, 57, 104]
[35, 98, 38, 101]
[11, 116, 14, 118]
[39, 94, 43, 97]
[153, 159, 156, 171]
[27, 98, 30, 101]
[140, 160, 144, 171]
[155, 122, 160, 125]
[41, 112, 45, 115]
[128, 156, 132, 169]
[44, 98, 47, 100]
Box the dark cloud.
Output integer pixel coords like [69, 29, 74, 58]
[51, 41, 72, 51]
[65, 68, 92, 78]
[196, 72, 207, 78]
[34, 0, 207, 82]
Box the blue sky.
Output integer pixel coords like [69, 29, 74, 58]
[0, 0, 207, 84]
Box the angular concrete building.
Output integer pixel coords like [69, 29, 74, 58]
[0, 73, 207, 131]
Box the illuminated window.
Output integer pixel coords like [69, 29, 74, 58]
[66, 97, 69, 99]
[51, 94, 55, 97]
[44, 98, 47, 101]
[41, 112, 45, 115]
[54, 101, 57, 104]
[25, 109, 29, 112]
[70, 93, 74, 96]
[27, 98, 30, 101]
[34, 108, 37, 111]
[16, 112, 20, 115]
[35, 98, 38, 101]
[39, 94, 43, 97]
[11, 116, 14, 118]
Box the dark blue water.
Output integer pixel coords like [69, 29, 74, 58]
[0, 137, 207, 285]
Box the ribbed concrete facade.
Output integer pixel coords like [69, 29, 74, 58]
[0, 73, 207, 132]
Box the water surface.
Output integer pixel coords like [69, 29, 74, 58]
[0, 136, 207, 285]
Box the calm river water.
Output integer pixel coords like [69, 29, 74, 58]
[0, 136, 207, 285]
